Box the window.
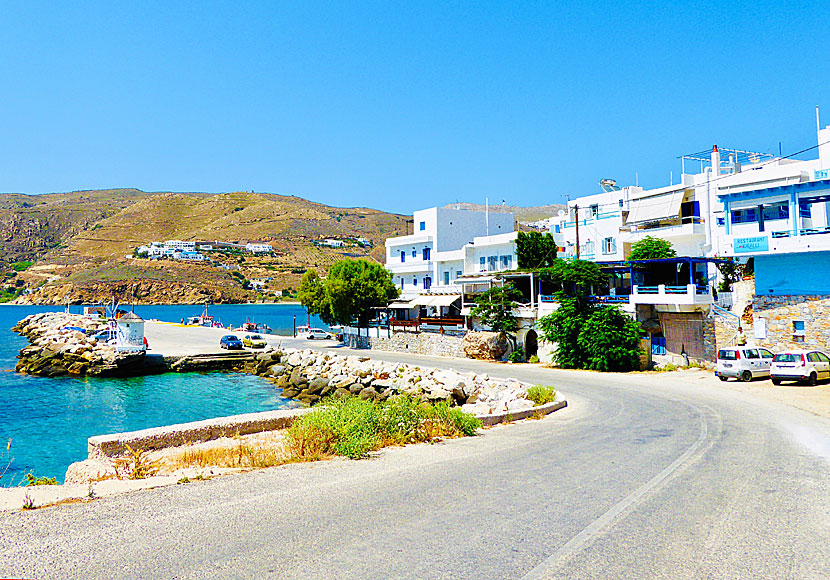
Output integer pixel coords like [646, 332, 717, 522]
[412, 249, 416, 258]
[602, 237, 617, 255]
[400, 252, 405, 263]
[818, 352, 830, 363]
[554, 224, 561, 233]
[800, 204, 811, 219]
[456, 270, 462, 279]
[413, 277, 418, 287]
[400, 279, 404, 289]
[794, 320, 806, 342]
[760, 349, 774, 359]
[499, 255, 512, 270]
[718, 349, 737, 360]
[419, 221, 425, 231]
[589, 204, 599, 218]
[487, 256, 498, 271]
[744, 349, 759, 359]
[731, 208, 758, 224]
[583, 240, 595, 255]
[423, 247, 430, 261]
[424, 276, 431, 290]
[680, 201, 701, 218]
[762, 203, 788, 221]
[619, 199, 624, 208]
[480, 257, 486, 270]
[443, 272, 450, 285]
[808, 352, 819, 362]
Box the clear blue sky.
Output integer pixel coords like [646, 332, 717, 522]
[1, 1, 828, 214]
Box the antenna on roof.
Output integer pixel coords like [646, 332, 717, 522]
[817, 105, 821, 132]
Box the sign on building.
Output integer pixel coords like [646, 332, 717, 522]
[734, 235, 769, 254]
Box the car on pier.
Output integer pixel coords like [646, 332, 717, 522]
[219, 335, 243, 350]
[305, 328, 332, 340]
[770, 350, 830, 385]
[242, 334, 266, 349]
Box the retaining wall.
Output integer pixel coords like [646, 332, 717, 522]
[753, 294, 830, 352]
[343, 330, 466, 358]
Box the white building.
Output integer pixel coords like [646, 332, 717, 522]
[385, 207, 516, 298]
[245, 243, 273, 254]
[164, 240, 196, 252]
[319, 239, 345, 248]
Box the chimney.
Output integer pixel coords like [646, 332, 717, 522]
[711, 145, 721, 176]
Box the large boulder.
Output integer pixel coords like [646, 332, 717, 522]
[462, 331, 509, 360]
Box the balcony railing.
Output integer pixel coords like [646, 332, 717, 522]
[772, 226, 830, 238]
[629, 283, 712, 305]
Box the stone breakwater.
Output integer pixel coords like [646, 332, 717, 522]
[248, 347, 542, 416]
[12, 312, 144, 377]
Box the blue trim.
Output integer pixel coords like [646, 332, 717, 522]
[716, 178, 830, 202]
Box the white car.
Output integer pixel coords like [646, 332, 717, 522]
[716, 347, 775, 382]
[305, 328, 332, 340]
[770, 350, 830, 385]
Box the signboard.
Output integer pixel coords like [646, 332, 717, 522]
[734, 235, 769, 254]
[754, 318, 767, 340]
[816, 169, 830, 180]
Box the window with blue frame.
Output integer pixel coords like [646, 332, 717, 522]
[423, 247, 430, 260]
[413, 277, 418, 287]
[419, 221, 425, 231]
[424, 276, 431, 290]
[480, 256, 486, 270]
[400, 252, 405, 263]
[411, 249, 416, 257]
[443, 271, 450, 285]
[799, 204, 812, 218]
[731, 208, 758, 224]
[763, 203, 789, 221]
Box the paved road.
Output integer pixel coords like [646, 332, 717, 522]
[2, 347, 829, 579]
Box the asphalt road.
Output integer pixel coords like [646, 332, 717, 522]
[2, 346, 829, 579]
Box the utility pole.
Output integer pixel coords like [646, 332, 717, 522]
[574, 204, 580, 259]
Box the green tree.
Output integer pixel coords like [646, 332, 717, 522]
[537, 295, 594, 368]
[578, 307, 641, 371]
[298, 259, 399, 326]
[627, 236, 676, 261]
[470, 284, 522, 333]
[516, 231, 558, 269]
[539, 259, 606, 296]
[538, 297, 641, 371]
[716, 259, 743, 292]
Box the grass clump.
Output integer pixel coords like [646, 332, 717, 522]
[115, 445, 161, 480]
[175, 436, 285, 469]
[24, 473, 58, 486]
[285, 395, 481, 460]
[528, 355, 540, 364]
[526, 385, 557, 406]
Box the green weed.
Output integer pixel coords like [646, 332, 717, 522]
[526, 385, 557, 406]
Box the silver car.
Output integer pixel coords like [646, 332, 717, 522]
[716, 347, 775, 382]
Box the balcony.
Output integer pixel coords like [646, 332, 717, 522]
[629, 284, 712, 306]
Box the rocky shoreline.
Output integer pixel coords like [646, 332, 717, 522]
[12, 312, 146, 377]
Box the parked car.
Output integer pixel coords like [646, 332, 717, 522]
[305, 328, 332, 340]
[242, 334, 266, 348]
[770, 350, 830, 385]
[716, 346, 775, 382]
[219, 335, 243, 350]
[92, 329, 117, 345]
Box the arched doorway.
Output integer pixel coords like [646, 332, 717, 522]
[524, 329, 538, 359]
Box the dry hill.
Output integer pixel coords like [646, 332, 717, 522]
[444, 202, 566, 223]
[2, 189, 408, 305]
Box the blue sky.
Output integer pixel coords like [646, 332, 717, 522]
[1, 1, 828, 214]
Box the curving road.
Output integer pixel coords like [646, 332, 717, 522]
[1, 346, 829, 579]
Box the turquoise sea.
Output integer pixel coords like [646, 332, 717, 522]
[0, 304, 326, 485]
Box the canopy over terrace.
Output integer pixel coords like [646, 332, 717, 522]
[627, 256, 731, 289]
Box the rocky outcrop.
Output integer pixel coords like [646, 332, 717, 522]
[15, 279, 248, 306]
[12, 312, 144, 377]
[462, 331, 510, 360]
[248, 347, 537, 416]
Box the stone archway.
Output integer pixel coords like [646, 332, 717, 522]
[524, 329, 538, 359]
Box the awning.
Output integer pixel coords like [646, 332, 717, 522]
[460, 307, 472, 316]
[429, 294, 461, 307]
[387, 300, 415, 309]
[409, 295, 437, 306]
[626, 190, 685, 223]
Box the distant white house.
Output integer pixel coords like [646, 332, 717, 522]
[178, 251, 206, 261]
[164, 240, 196, 252]
[245, 243, 273, 254]
[320, 239, 345, 248]
[356, 237, 372, 247]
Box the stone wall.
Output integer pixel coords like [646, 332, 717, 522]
[753, 295, 830, 352]
[368, 331, 466, 358]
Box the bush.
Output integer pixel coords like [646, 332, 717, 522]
[11, 261, 32, 272]
[508, 350, 523, 363]
[24, 473, 58, 486]
[578, 306, 641, 372]
[528, 355, 540, 364]
[526, 385, 557, 405]
[285, 395, 480, 460]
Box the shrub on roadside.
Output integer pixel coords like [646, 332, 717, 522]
[285, 395, 481, 460]
[526, 385, 557, 406]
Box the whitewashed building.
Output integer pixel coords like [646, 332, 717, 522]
[385, 207, 516, 299]
[245, 243, 273, 253]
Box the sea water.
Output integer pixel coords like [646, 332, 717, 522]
[0, 304, 324, 485]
